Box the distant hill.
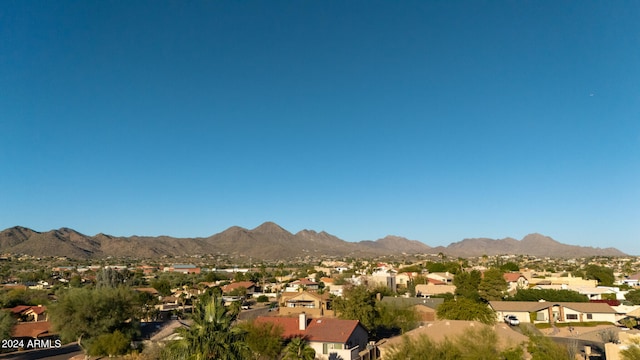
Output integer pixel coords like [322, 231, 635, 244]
[0, 223, 626, 259]
[432, 233, 626, 258]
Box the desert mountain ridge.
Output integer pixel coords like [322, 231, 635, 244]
[0, 222, 627, 260]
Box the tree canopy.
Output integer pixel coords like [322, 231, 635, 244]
[454, 270, 482, 301]
[506, 289, 588, 302]
[478, 268, 508, 301]
[624, 289, 640, 305]
[436, 298, 496, 325]
[49, 287, 141, 354]
[333, 285, 378, 332]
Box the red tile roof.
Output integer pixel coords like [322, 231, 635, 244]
[255, 317, 304, 339]
[222, 281, 256, 293]
[306, 318, 361, 343]
[255, 316, 362, 343]
[503, 273, 524, 282]
[7, 305, 47, 315]
[12, 321, 51, 338]
[8, 305, 31, 314]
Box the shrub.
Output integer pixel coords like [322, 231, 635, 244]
[88, 330, 130, 356]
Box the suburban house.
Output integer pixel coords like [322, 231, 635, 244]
[503, 273, 529, 294]
[255, 313, 370, 360]
[525, 274, 597, 288]
[7, 305, 48, 322]
[618, 273, 640, 287]
[221, 281, 256, 296]
[426, 272, 454, 285]
[319, 277, 345, 297]
[366, 269, 397, 292]
[489, 301, 617, 324]
[395, 272, 417, 288]
[279, 291, 334, 317]
[415, 284, 456, 298]
[5, 305, 56, 346]
[285, 278, 319, 292]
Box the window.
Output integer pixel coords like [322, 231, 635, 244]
[566, 314, 578, 320]
[586, 313, 593, 320]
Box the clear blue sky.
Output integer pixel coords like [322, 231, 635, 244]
[1, 1, 639, 254]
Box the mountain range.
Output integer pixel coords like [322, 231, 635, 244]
[0, 222, 626, 260]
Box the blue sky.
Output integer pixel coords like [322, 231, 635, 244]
[1, 1, 639, 254]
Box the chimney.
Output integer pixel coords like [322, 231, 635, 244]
[299, 312, 307, 331]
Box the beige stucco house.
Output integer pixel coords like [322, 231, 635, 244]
[489, 301, 617, 324]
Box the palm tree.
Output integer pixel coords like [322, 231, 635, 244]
[162, 293, 248, 360]
[282, 337, 315, 360]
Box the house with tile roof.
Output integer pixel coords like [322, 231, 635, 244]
[279, 291, 334, 317]
[489, 301, 617, 324]
[255, 313, 369, 360]
[415, 284, 456, 298]
[285, 278, 319, 292]
[7, 305, 48, 322]
[221, 281, 256, 296]
[11, 321, 53, 340]
[426, 272, 454, 285]
[503, 273, 529, 294]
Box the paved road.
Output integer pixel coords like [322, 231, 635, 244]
[0, 344, 81, 360]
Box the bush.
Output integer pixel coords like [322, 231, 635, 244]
[88, 330, 130, 356]
[385, 326, 524, 360]
[599, 328, 619, 343]
[256, 295, 269, 303]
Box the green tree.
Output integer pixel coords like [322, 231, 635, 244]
[436, 298, 496, 325]
[454, 270, 482, 301]
[0, 288, 50, 308]
[500, 262, 520, 272]
[385, 327, 523, 360]
[241, 321, 283, 360]
[49, 287, 140, 354]
[69, 275, 83, 288]
[333, 285, 378, 332]
[584, 264, 615, 286]
[162, 293, 248, 360]
[625, 288, 640, 305]
[152, 278, 173, 297]
[376, 302, 420, 335]
[527, 334, 570, 360]
[507, 289, 588, 302]
[88, 330, 130, 356]
[229, 286, 247, 297]
[478, 268, 508, 301]
[0, 310, 16, 343]
[282, 337, 315, 360]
